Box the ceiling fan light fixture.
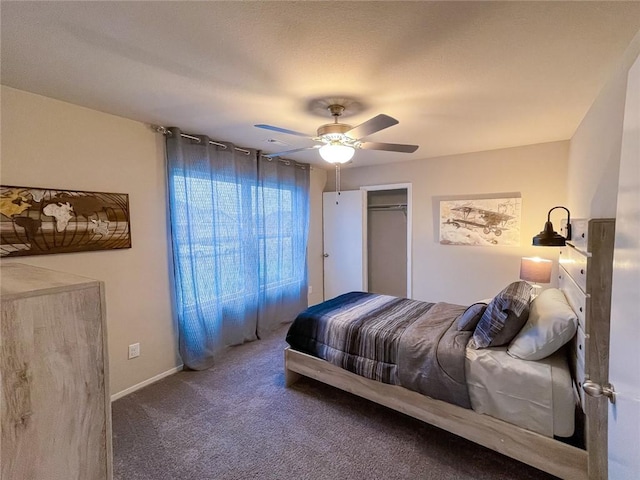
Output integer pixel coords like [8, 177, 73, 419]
[255, 102, 419, 161]
[319, 144, 355, 164]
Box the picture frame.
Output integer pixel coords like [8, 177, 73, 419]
[438, 194, 521, 246]
[1, 185, 131, 257]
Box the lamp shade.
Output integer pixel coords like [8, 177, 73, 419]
[532, 206, 572, 246]
[319, 144, 355, 164]
[520, 257, 552, 284]
[532, 221, 567, 246]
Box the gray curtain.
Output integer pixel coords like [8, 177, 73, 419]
[256, 155, 310, 336]
[166, 127, 310, 369]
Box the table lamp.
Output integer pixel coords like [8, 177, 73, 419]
[520, 257, 552, 299]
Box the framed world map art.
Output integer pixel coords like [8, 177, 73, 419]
[0, 185, 131, 257]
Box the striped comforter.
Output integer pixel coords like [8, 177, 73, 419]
[286, 291, 473, 408]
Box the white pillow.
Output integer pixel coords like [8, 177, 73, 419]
[507, 288, 577, 361]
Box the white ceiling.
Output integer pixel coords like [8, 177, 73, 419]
[2, 1, 640, 168]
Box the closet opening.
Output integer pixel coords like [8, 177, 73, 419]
[363, 184, 411, 298]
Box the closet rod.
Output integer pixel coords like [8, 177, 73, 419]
[368, 203, 407, 209]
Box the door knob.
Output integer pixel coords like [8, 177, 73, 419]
[583, 379, 616, 404]
[323, 253, 329, 258]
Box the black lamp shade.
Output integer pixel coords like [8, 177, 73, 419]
[532, 206, 572, 247]
[532, 220, 567, 246]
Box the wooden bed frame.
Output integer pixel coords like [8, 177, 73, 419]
[285, 347, 586, 479]
[284, 218, 615, 480]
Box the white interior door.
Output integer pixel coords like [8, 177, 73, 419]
[323, 190, 365, 300]
[608, 53, 640, 479]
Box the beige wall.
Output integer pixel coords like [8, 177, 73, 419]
[568, 30, 640, 218]
[0, 85, 328, 395]
[0, 86, 179, 396]
[326, 141, 569, 305]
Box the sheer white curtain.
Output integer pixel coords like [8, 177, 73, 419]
[166, 127, 310, 369]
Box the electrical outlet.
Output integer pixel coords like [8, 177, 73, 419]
[128, 343, 140, 359]
[308, 285, 313, 295]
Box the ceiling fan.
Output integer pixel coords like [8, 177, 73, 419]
[255, 104, 419, 164]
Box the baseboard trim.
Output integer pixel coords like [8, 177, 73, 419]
[110, 365, 184, 402]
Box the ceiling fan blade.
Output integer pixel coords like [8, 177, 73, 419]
[254, 124, 314, 138]
[359, 142, 419, 153]
[262, 145, 321, 158]
[345, 114, 399, 140]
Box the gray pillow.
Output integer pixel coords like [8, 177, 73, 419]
[456, 303, 487, 331]
[471, 281, 532, 349]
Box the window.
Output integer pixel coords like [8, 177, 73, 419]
[171, 174, 304, 309]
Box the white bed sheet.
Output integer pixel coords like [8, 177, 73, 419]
[465, 346, 575, 438]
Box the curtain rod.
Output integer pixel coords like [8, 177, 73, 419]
[153, 125, 311, 169]
[154, 125, 250, 155]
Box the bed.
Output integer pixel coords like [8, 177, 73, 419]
[284, 218, 615, 480]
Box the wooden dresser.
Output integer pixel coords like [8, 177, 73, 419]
[559, 218, 615, 480]
[1, 263, 112, 480]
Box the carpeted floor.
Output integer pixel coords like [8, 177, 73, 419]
[112, 324, 557, 480]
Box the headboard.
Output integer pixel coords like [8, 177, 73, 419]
[559, 218, 615, 480]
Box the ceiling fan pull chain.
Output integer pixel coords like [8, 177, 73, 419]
[335, 164, 341, 204]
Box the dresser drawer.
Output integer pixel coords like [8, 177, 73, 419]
[558, 266, 587, 331]
[573, 324, 586, 364]
[575, 349, 586, 413]
[559, 246, 588, 293]
[562, 218, 589, 252]
[571, 324, 587, 413]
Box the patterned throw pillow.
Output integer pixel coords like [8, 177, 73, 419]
[456, 303, 488, 331]
[471, 281, 532, 349]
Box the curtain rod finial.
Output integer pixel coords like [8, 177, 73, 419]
[151, 125, 170, 135]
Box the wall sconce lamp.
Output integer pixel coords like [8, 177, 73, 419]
[532, 206, 572, 247]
